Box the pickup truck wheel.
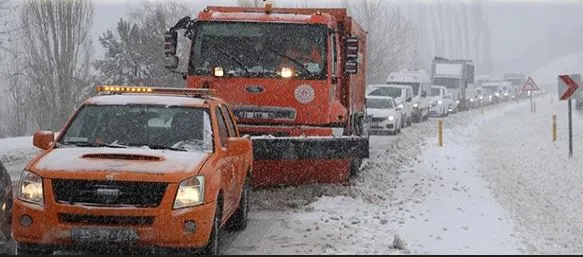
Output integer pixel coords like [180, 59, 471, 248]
[203, 203, 222, 255]
[226, 176, 249, 232]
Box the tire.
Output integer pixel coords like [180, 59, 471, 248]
[203, 201, 222, 255]
[226, 176, 250, 232]
[16, 243, 52, 255]
[350, 158, 362, 177]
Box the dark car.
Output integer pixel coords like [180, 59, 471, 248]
[0, 160, 14, 254]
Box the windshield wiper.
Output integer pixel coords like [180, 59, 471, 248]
[60, 141, 127, 148]
[230, 37, 315, 77]
[205, 38, 250, 76]
[125, 143, 187, 152]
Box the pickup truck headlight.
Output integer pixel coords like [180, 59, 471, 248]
[413, 103, 419, 108]
[173, 176, 205, 209]
[18, 170, 44, 206]
[388, 116, 394, 121]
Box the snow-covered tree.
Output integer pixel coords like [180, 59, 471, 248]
[95, 0, 190, 87]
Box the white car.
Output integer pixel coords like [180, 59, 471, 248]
[365, 95, 403, 135]
[366, 84, 413, 127]
[429, 85, 449, 117]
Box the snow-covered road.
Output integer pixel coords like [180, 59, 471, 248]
[4, 95, 583, 254]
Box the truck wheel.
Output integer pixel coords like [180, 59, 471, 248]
[203, 201, 222, 255]
[350, 158, 362, 177]
[226, 176, 250, 232]
[16, 243, 53, 255]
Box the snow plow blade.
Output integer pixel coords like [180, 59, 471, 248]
[250, 136, 369, 188]
[252, 136, 369, 160]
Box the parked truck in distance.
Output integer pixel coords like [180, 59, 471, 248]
[163, 4, 369, 188]
[431, 57, 475, 112]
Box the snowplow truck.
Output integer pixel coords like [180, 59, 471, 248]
[163, 4, 370, 188]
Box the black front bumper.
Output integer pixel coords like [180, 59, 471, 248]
[252, 136, 370, 160]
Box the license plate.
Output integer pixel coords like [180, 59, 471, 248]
[243, 112, 271, 119]
[71, 227, 138, 243]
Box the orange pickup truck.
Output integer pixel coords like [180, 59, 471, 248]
[12, 86, 253, 255]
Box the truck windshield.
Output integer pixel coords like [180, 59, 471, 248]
[58, 105, 214, 153]
[190, 22, 328, 80]
[366, 98, 394, 109]
[368, 87, 402, 98]
[430, 88, 442, 96]
[433, 77, 462, 89]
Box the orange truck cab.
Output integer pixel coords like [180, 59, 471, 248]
[164, 4, 370, 188]
[12, 86, 253, 255]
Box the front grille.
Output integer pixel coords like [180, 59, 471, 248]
[58, 214, 155, 226]
[371, 117, 386, 122]
[52, 179, 168, 208]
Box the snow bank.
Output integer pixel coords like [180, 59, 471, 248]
[0, 136, 37, 164]
[474, 95, 583, 254]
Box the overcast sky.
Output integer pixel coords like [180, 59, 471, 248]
[91, 0, 583, 76]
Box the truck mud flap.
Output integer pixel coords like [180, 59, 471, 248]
[251, 136, 369, 161]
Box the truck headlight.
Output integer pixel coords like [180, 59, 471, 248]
[456, 100, 460, 104]
[388, 116, 394, 121]
[173, 176, 205, 209]
[18, 170, 44, 206]
[438, 100, 443, 105]
[413, 103, 419, 108]
[397, 103, 403, 109]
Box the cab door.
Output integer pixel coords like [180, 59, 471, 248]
[218, 105, 247, 211]
[214, 107, 236, 213]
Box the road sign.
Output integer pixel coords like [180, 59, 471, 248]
[521, 76, 539, 92]
[558, 74, 580, 101]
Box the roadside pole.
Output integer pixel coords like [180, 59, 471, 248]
[530, 91, 533, 112]
[558, 74, 579, 158]
[569, 99, 573, 158]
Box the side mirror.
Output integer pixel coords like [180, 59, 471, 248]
[33, 130, 55, 150]
[164, 30, 179, 69]
[396, 106, 402, 111]
[344, 35, 359, 75]
[421, 91, 427, 97]
[406, 97, 412, 102]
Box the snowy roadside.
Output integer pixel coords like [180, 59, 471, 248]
[474, 94, 583, 254]
[223, 100, 529, 255]
[0, 136, 39, 183]
[388, 101, 529, 254]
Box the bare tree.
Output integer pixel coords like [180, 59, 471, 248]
[20, 0, 95, 131]
[344, 0, 418, 84]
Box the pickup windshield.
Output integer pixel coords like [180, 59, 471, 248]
[189, 22, 328, 80]
[58, 105, 214, 153]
